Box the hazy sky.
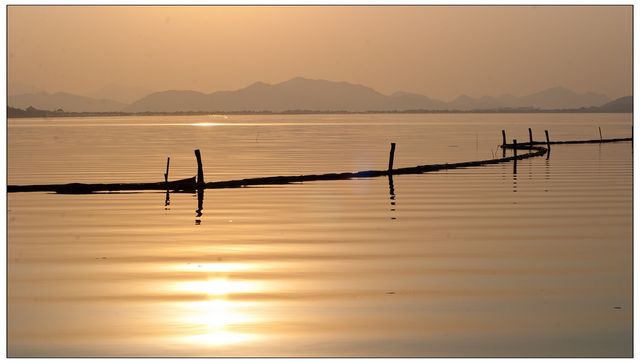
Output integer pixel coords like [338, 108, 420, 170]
[8, 6, 632, 100]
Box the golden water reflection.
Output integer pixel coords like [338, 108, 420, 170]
[7, 113, 633, 356]
[168, 261, 263, 347]
[179, 299, 256, 347]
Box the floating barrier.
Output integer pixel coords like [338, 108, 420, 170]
[7, 129, 632, 194]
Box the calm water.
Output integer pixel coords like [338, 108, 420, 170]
[8, 113, 632, 357]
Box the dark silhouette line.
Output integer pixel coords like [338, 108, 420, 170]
[7, 136, 631, 194]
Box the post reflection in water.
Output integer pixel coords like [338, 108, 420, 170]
[512, 160, 518, 195]
[162, 189, 206, 223]
[196, 188, 204, 224]
[388, 175, 396, 220]
[544, 158, 550, 192]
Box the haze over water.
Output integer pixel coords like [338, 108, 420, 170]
[8, 113, 632, 357]
[6, 4, 634, 358]
[9, 6, 631, 100]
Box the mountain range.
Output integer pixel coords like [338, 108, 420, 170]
[86, 84, 153, 104]
[8, 77, 622, 113]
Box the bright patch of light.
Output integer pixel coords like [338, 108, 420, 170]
[180, 299, 255, 346]
[190, 122, 223, 127]
[178, 277, 257, 297]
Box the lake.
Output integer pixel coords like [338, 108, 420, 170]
[7, 113, 632, 357]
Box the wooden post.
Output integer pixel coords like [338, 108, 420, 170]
[164, 157, 170, 183]
[599, 127, 603, 142]
[528, 128, 533, 146]
[194, 149, 204, 185]
[388, 143, 396, 174]
[544, 130, 551, 150]
[501, 130, 506, 146]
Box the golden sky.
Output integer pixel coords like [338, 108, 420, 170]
[8, 6, 632, 100]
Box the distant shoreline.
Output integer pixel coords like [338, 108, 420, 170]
[6, 107, 632, 119]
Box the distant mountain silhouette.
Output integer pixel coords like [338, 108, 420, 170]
[9, 77, 615, 113]
[124, 78, 610, 112]
[449, 94, 508, 111]
[515, 87, 610, 109]
[447, 87, 610, 110]
[591, 96, 632, 112]
[8, 92, 126, 112]
[7, 92, 633, 118]
[87, 84, 153, 104]
[124, 77, 445, 112]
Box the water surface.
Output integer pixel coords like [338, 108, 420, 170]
[8, 113, 632, 357]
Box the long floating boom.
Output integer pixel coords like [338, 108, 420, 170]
[7, 133, 632, 194]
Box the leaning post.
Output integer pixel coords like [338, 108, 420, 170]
[388, 143, 396, 175]
[544, 130, 551, 151]
[599, 127, 603, 142]
[194, 149, 204, 186]
[502, 130, 507, 146]
[528, 128, 533, 147]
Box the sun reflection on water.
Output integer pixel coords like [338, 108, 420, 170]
[180, 299, 255, 346]
[170, 262, 262, 347]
